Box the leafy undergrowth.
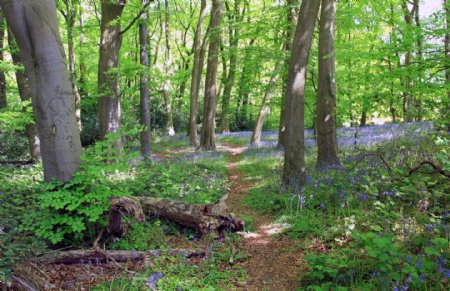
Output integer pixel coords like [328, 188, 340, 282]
[0, 134, 240, 289]
[238, 130, 449, 290]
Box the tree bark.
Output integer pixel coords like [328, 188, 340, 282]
[108, 195, 244, 237]
[162, 0, 175, 136]
[139, 0, 151, 156]
[401, 0, 414, 123]
[316, 0, 340, 170]
[60, 0, 82, 127]
[7, 28, 41, 160]
[1, 0, 81, 183]
[250, 63, 281, 146]
[98, 0, 125, 150]
[189, 0, 208, 145]
[0, 11, 6, 109]
[445, 0, 450, 126]
[282, 0, 320, 188]
[278, 0, 298, 149]
[200, 0, 222, 150]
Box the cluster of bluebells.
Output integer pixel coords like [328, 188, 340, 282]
[147, 272, 164, 290]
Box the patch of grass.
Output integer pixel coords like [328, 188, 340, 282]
[216, 135, 249, 146]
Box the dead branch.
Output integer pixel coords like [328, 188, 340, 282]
[408, 160, 450, 179]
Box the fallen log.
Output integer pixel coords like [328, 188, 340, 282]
[107, 195, 244, 237]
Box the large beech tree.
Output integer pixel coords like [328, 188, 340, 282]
[282, 0, 320, 188]
[0, 0, 81, 183]
[200, 0, 222, 150]
[316, 0, 340, 169]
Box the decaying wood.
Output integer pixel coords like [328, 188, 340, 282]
[108, 195, 244, 237]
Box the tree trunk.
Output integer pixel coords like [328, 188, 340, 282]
[189, 0, 208, 145]
[360, 111, 367, 126]
[108, 195, 244, 237]
[0, 11, 6, 109]
[445, 0, 450, 127]
[316, 0, 340, 170]
[401, 0, 414, 123]
[163, 0, 175, 136]
[250, 63, 281, 146]
[98, 0, 125, 150]
[219, 0, 244, 133]
[413, 0, 423, 121]
[1, 0, 81, 183]
[61, 0, 82, 127]
[278, 0, 297, 149]
[200, 0, 222, 150]
[7, 28, 41, 160]
[235, 39, 255, 131]
[139, 0, 151, 156]
[282, 0, 320, 188]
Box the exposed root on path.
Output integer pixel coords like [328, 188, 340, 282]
[221, 144, 306, 291]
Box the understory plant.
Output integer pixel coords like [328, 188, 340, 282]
[21, 134, 136, 244]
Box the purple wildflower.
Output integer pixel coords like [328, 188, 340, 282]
[405, 257, 411, 263]
[419, 274, 425, 282]
[320, 202, 326, 210]
[147, 272, 164, 290]
[358, 192, 368, 202]
[401, 285, 408, 291]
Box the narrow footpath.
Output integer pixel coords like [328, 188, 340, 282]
[222, 144, 306, 291]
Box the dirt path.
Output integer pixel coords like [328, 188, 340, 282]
[222, 144, 306, 291]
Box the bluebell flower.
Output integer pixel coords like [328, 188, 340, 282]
[405, 257, 411, 263]
[425, 224, 435, 233]
[147, 272, 164, 290]
[381, 190, 395, 197]
[401, 284, 408, 291]
[150, 250, 161, 256]
[320, 202, 326, 210]
[406, 274, 412, 282]
[444, 269, 450, 279]
[419, 274, 425, 282]
[358, 192, 368, 202]
[415, 261, 422, 268]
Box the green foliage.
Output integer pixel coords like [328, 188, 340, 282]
[130, 155, 228, 205]
[21, 134, 135, 244]
[0, 164, 47, 284]
[110, 220, 165, 251]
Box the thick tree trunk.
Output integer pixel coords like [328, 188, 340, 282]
[1, 0, 81, 183]
[282, 0, 320, 188]
[278, 0, 297, 149]
[98, 0, 125, 150]
[0, 12, 6, 109]
[163, 0, 175, 136]
[189, 0, 208, 145]
[316, 0, 341, 170]
[7, 29, 41, 160]
[139, 0, 151, 156]
[200, 0, 222, 150]
[108, 195, 244, 237]
[250, 63, 281, 146]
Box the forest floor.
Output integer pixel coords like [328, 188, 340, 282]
[223, 143, 305, 290]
